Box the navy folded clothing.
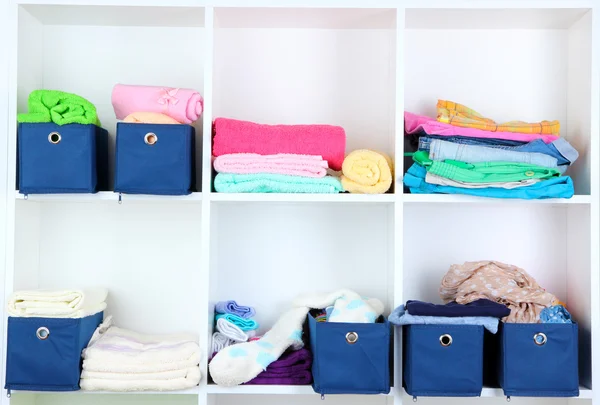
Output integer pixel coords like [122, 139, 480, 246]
[406, 299, 511, 319]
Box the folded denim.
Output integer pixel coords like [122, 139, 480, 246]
[413, 151, 561, 183]
[406, 299, 511, 319]
[429, 139, 559, 168]
[388, 305, 500, 333]
[426, 172, 541, 189]
[404, 163, 575, 199]
[418, 135, 577, 167]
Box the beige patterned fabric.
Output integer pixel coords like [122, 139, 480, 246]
[439, 261, 558, 323]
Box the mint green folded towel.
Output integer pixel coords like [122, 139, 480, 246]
[18, 90, 101, 126]
[215, 314, 259, 331]
[214, 173, 343, 193]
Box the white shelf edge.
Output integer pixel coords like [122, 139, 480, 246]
[14, 191, 203, 203]
[403, 194, 591, 205]
[478, 387, 593, 399]
[209, 192, 397, 203]
[206, 385, 316, 395]
[10, 387, 200, 395]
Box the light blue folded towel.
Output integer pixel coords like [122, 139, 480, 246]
[214, 173, 343, 194]
[388, 305, 499, 334]
[215, 313, 259, 331]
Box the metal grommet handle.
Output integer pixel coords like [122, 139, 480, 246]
[36, 327, 49, 340]
[48, 132, 61, 144]
[534, 332, 547, 346]
[439, 334, 453, 347]
[345, 332, 358, 344]
[144, 132, 158, 145]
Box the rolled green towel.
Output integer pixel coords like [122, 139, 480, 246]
[18, 90, 101, 126]
[214, 173, 343, 193]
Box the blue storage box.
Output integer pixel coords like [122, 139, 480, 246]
[403, 324, 484, 398]
[5, 312, 103, 392]
[18, 123, 109, 194]
[498, 322, 579, 397]
[308, 312, 390, 395]
[114, 123, 195, 195]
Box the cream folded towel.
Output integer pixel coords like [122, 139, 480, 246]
[80, 366, 201, 392]
[7, 288, 107, 318]
[123, 112, 182, 124]
[340, 149, 393, 194]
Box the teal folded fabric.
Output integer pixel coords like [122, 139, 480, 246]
[214, 173, 343, 193]
[215, 313, 259, 331]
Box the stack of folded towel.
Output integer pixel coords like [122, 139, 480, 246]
[212, 118, 345, 193]
[211, 300, 259, 358]
[245, 348, 312, 385]
[404, 100, 578, 199]
[111, 84, 203, 125]
[80, 316, 201, 391]
[17, 90, 101, 126]
[7, 288, 107, 318]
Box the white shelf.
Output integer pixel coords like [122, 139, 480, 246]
[209, 192, 396, 203]
[10, 388, 200, 395]
[206, 385, 316, 395]
[15, 191, 203, 203]
[403, 194, 592, 205]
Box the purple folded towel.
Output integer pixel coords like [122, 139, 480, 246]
[244, 348, 312, 385]
[215, 300, 256, 319]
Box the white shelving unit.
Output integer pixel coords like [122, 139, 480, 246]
[0, 1, 598, 405]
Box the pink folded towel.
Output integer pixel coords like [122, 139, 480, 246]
[112, 84, 203, 124]
[212, 118, 346, 171]
[405, 111, 559, 144]
[214, 153, 328, 178]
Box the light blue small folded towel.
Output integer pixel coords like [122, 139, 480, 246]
[388, 305, 499, 334]
[214, 173, 343, 194]
[215, 313, 259, 331]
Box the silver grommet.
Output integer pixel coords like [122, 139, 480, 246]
[48, 132, 61, 144]
[36, 327, 49, 340]
[534, 332, 547, 346]
[144, 132, 158, 145]
[345, 332, 358, 344]
[440, 334, 452, 347]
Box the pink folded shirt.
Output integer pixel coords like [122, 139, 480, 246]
[405, 111, 560, 144]
[112, 84, 203, 124]
[214, 153, 328, 178]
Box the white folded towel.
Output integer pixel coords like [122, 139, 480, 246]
[7, 288, 108, 318]
[80, 366, 201, 392]
[83, 316, 201, 374]
[211, 332, 232, 355]
[216, 318, 250, 343]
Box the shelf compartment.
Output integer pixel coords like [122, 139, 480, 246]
[210, 193, 395, 204]
[15, 191, 203, 203]
[403, 194, 591, 205]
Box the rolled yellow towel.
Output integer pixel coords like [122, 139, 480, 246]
[340, 149, 393, 194]
[123, 112, 182, 124]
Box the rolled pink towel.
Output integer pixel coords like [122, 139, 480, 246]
[214, 153, 328, 178]
[112, 84, 203, 124]
[212, 118, 346, 171]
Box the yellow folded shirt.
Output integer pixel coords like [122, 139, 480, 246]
[437, 100, 560, 136]
[340, 149, 393, 194]
[123, 112, 182, 125]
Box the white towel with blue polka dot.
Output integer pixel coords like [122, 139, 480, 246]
[209, 289, 384, 387]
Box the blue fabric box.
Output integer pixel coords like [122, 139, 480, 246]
[403, 324, 484, 398]
[498, 323, 579, 397]
[114, 123, 195, 195]
[308, 313, 390, 395]
[5, 312, 103, 392]
[18, 123, 109, 194]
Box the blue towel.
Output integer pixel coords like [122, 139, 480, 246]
[388, 305, 500, 334]
[215, 300, 256, 319]
[540, 305, 573, 324]
[404, 163, 575, 200]
[406, 299, 510, 319]
[215, 314, 259, 331]
[214, 173, 343, 194]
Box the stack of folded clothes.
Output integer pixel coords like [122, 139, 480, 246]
[212, 118, 345, 193]
[389, 298, 510, 334]
[404, 100, 578, 199]
[111, 84, 203, 125]
[244, 348, 312, 385]
[211, 300, 259, 358]
[7, 288, 107, 318]
[80, 316, 201, 391]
